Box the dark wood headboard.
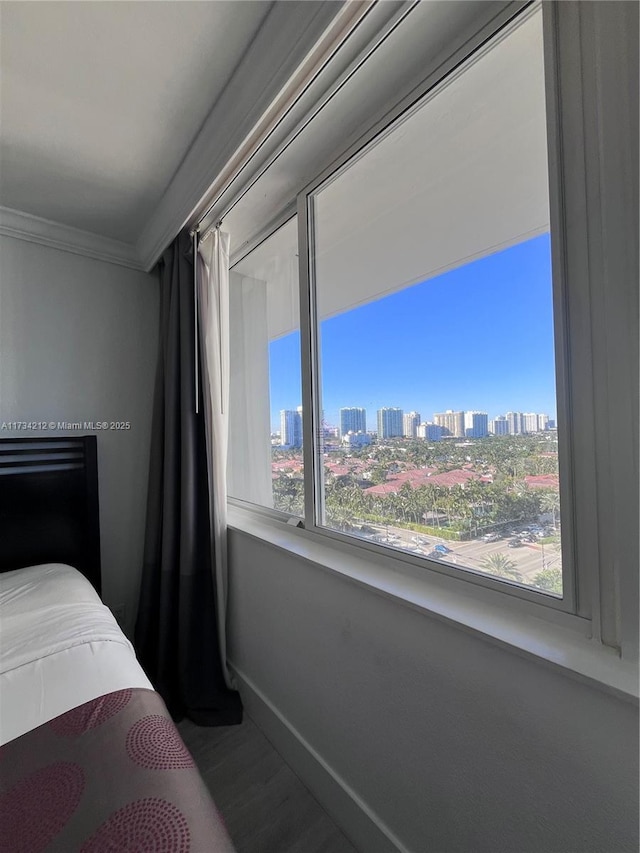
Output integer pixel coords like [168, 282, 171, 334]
[0, 436, 101, 593]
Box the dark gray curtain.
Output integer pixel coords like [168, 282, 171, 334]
[135, 231, 242, 726]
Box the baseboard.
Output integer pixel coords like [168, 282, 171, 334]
[229, 663, 411, 853]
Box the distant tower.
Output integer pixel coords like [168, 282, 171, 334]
[417, 422, 443, 441]
[377, 408, 404, 439]
[464, 411, 489, 438]
[339, 407, 366, 437]
[403, 412, 421, 438]
[489, 416, 509, 436]
[506, 412, 523, 435]
[433, 410, 465, 438]
[521, 413, 539, 434]
[280, 408, 303, 448]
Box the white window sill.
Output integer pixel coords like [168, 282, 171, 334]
[227, 504, 638, 704]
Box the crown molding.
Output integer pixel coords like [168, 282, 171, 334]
[0, 206, 144, 271]
[2, 3, 374, 274]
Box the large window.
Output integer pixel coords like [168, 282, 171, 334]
[226, 1, 634, 617]
[304, 6, 566, 598]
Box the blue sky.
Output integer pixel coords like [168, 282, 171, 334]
[268, 234, 557, 431]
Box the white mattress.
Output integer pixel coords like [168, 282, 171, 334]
[0, 563, 152, 745]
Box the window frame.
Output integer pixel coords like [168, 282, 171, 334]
[227, 206, 304, 522]
[225, 0, 636, 655]
[296, 1, 582, 617]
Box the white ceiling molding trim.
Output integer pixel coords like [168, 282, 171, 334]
[136, 1, 369, 272]
[0, 207, 143, 271]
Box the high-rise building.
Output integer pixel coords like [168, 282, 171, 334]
[403, 411, 421, 438]
[489, 416, 509, 436]
[433, 410, 465, 437]
[537, 413, 549, 431]
[280, 407, 303, 448]
[506, 411, 523, 435]
[377, 407, 404, 439]
[339, 407, 366, 437]
[522, 412, 539, 434]
[464, 411, 489, 438]
[417, 422, 443, 441]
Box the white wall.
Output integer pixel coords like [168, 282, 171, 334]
[0, 235, 158, 632]
[227, 528, 638, 853]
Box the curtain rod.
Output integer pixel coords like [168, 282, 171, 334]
[191, 220, 222, 239]
[187, 1, 377, 243]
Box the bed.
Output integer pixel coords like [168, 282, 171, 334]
[0, 437, 236, 851]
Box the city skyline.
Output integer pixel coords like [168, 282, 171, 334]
[268, 234, 558, 430]
[276, 404, 554, 440]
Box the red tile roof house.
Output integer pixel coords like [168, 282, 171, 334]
[524, 474, 560, 489]
[363, 468, 479, 496]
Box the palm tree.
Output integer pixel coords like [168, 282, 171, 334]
[533, 567, 562, 594]
[406, 486, 423, 525]
[422, 484, 440, 527]
[540, 489, 560, 528]
[480, 552, 522, 581]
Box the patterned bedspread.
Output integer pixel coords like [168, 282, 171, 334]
[0, 688, 236, 852]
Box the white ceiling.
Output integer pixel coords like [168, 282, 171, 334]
[0, 1, 273, 243]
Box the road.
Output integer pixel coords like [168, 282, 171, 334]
[361, 523, 561, 586]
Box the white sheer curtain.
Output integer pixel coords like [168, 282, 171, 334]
[197, 227, 235, 690]
[228, 270, 273, 507]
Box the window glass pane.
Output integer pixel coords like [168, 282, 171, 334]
[311, 7, 564, 595]
[228, 218, 304, 516]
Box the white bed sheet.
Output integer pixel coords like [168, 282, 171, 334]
[0, 563, 152, 745]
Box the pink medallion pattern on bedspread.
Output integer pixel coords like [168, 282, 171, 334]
[0, 688, 235, 852]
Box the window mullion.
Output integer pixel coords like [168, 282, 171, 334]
[542, 0, 579, 619]
[297, 193, 321, 529]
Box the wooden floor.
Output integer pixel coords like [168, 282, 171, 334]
[178, 714, 360, 853]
